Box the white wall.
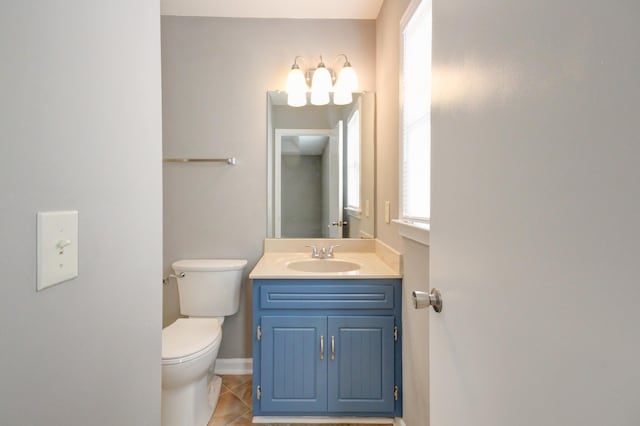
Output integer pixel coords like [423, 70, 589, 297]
[161, 17, 376, 358]
[376, 1, 430, 425]
[0, 1, 162, 425]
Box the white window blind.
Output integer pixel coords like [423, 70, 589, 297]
[401, 0, 431, 223]
[346, 110, 361, 211]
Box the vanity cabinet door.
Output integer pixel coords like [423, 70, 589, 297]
[259, 316, 328, 413]
[327, 316, 396, 413]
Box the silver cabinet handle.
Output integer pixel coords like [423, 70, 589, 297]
[320, 335, 324, 360]
[412, 289, 443, 313]
[331, 336, 335, 360]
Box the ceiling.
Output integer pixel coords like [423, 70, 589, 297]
[161, 0, 384, 19]
[282, 135, 329, 156]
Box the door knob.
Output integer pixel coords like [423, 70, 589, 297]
[412, 289, 443, 313]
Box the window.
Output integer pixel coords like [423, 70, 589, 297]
[400, 0, 431, 225]
[346, 109, 361, 212]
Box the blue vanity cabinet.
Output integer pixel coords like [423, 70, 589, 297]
[327, 316, 396, 413]
[259, 316, 328, 413]
[252, 279, 402, 418]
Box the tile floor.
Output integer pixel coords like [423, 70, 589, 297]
[208, 375, 389, 426]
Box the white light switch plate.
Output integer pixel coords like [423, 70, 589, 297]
[37, 211, 78, 291]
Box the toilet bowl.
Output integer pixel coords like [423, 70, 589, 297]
[160, 258, 247, 426]
[162, 318, 222, 426]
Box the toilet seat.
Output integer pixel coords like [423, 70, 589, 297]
[162, 318, 222, 365]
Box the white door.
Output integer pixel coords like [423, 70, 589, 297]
[430, 0, 640, 425]
[326, 120, 344, 238]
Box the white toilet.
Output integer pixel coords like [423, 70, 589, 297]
[161, 259, 247, 426]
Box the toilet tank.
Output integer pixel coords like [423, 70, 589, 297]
[172, 259, 248, 317]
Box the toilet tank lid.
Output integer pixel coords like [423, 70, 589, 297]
[172, 259, 248, 272]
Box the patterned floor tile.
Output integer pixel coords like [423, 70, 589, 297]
[210, 375, 390, 426]
[208, 390, 250, 426]
[226, 413, 254, 425]
[229, 380, 253, 406]
[221, 374, 252, 392]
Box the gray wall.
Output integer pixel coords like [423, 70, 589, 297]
[161, 17, 376, 358]
[0, 1, 162, 425]
[376, 1, 431, 425]
[282, 155, 323, 237]
[376, 0, 408, 252]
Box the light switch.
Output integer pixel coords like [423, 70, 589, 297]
[37, 211, 78, 291]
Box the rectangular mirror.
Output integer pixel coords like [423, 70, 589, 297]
[267, 91, 375, 239]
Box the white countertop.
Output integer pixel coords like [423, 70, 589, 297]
[249, 239, 403, 279]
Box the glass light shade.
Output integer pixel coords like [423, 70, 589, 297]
[336, 65, 359, 92]
[287, 90, 307, 107]
[286, 67, 306, 93]
[333, 85, 353, 105]
[311, 66, 332, 92]
[286, 67, 307, 107]
[310, 89, 330, 106]
[310, 66, 332, 105]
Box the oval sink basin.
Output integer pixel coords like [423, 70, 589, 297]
[286, 259, 361, 273]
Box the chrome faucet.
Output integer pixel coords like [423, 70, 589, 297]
[305, 244, 340, 259]
[305, 245, 321, 258]
[326, 245, 340, 258]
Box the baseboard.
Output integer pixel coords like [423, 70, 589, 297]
[393, 418, 406, 426]
[213, 358, 253, 375]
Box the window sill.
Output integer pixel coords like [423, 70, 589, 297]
[393, 219, 430, 246]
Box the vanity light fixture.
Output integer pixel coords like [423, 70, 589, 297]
[285, 54, 358, 106]
[286, 56, 308, 107]
[310, 56, 333, 106]
[333, 54, 359, 106]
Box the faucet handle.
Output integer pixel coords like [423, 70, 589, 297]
[305, 244, 320, 258]
[327, 245, 341, 258]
